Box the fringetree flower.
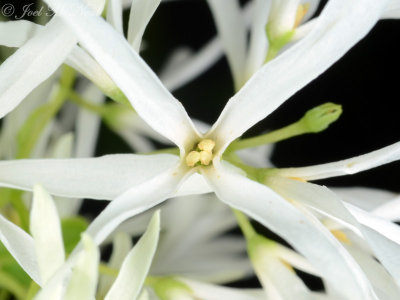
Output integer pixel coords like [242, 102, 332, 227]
[0, 185, 161, 300]
[0, 0, 400, 298]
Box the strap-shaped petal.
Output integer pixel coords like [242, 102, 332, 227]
[0, 20, 40, 47]
[203, 164, 375, 299]
[0, 215, 41, 285]
[383, 0, 400, 19]
[277, 141, 400, 181]
[83, 164, 189, 246]
[44, 0, 198, 150]
[105, 211, 160, 300]
[160, 40, 223, 92]
[30, 185, 65, 284]
[207, 0, 247, 89]
[269, 177, 400, 287]
[107, 0, 124, 33]
[0, 154, 179, 200]
[64, 234, 99, 300]
[180, 277, 270, 300]
[0, 17, 76, 119]
[244, 0, 270, 78]
[209, 0, 390, 152]
[127, 0, 161, 51]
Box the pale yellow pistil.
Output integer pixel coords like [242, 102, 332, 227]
[185, 139, 216, 167]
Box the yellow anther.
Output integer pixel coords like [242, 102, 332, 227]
[294, 3, 310, 28]
[186, 151, 201, 167]
[331, 230, 350, 244]
[199, 151, 213, 165]
[198, 139, 215, 152]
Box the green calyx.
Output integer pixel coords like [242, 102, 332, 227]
[265, 24, 295, 63]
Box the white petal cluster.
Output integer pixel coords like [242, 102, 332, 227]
[0, 0, 400, 299]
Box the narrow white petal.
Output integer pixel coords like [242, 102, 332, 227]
[209, 0, 390, 152]
[127, 0, 161, 51]
[0, 154, 179, 200]
[0, 20, 41, 47]
[173, 172, 212, 197]
[330, 187, 398, 213]
[74, 84, 104, 157]
[66, 46, 118, 97]
[44, 0, 197, 150]
[275, 244, 320, 276]
[269, 177, 400, 288]
[206, 0, 247, 89]
[371, 196, 400, 221]
[107, 0, 124, 33]
[256, 255, 312, 300]
[98, 232, 132, 297]
[180, 278, 265, 300]
[0, 215, 41, 285]
[244, 0, 270, 79]
[204, 165, 375, 299]
[64, 234, 99, 300]
[105, 211, 160, 300]
[277, 141, 400, 181]
[345, 245, 400, 300]
[83, 165, 188, 246]
[30, 185, 65, 284]
[159, 40, 223, 92]
[0, 17, 76, 119]
[382, 0, 400, 19]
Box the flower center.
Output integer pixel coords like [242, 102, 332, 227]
[185, 139, 216, 167]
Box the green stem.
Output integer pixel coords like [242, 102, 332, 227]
[98, 263, 119, 278]
[232, 209, 256, 240]
[68, 91, 107, 115]
[0, 270, 27, 300]
[16, 65, 76, 159]
[227, 120, 306, 153]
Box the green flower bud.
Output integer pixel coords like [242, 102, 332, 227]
[301, 102, 342, 133]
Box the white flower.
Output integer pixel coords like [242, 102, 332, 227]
[0, 185, 161, 299]
[106, 194, 252, 284]
[0, 0, 399, 298]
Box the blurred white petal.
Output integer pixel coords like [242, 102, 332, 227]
[127, 0, 161, 51]
[30, 185, 65, 284]
[0, 215, 40, 284]
[64, 234, 99, 300]
[105, 211, 160, 300]
[107, 0, 124, 33]
[206, 0, 247, 89]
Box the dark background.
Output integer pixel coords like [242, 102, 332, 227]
[4, 0, 400, 291]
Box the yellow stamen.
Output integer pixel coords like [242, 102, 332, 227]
[199, 151, 213, 165]
[186, 151, 201, 167]
[294, 3, 310, 28]
[198, 139, 215, 152]
[331, 230, 350, 244]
